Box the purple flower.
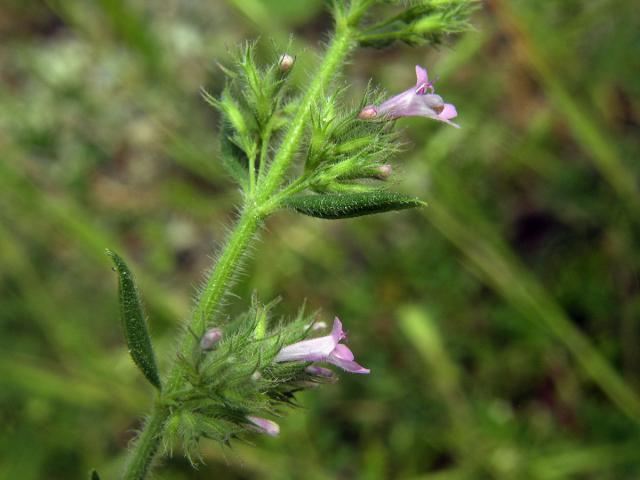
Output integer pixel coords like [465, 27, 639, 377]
[359, 65, 459, 128]
[246, 416, 280, 436]
[275, 317, 370, 374]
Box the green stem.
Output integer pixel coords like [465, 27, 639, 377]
[257, 125, 272, 185]
[122, 406, 167, 480]
[120, 209, 260, 479]
[189, 209, 261, 339]
[249, 150, 256, 195]
[121, 14, 362, 480]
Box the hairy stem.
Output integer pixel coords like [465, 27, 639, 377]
[122, 406, 167, 480]
[121, 15, 362, 479]
[121, 209, 261, 480]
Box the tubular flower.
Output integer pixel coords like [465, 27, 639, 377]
[359, 65, 459, 128]
[275, 317, 370, 374]
[246, 416, 280, 436]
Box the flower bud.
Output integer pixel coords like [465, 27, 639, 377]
[200, 328, 222, 350]
[358, 105, 378, 120]
[375, 164, 393, 180]
[278, 53, 295, 72]
[246, 416, 280, 436]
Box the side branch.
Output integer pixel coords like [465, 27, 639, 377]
[257, 26, 356, 200]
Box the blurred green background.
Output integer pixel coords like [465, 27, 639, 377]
[2, 0, 640, 478]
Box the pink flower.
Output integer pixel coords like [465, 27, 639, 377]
[359, 65, 459, 128]
[246, 416, 280, 436]
[275, 317, 370, 374]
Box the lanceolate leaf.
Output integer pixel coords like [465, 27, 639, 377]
[106, 250, 162, 390]
[283, 192, 426, 219]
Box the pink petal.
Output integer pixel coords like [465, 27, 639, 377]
[275, 334, 337, 362]
[415, 65, 431, 95]
[439, 103, 458, 120]
[378, 87, 417, 118]
[331, 317, 346, 343]
[328, 355, 370, 374]
[332, 343, 355, 361]
[358, 105, 378, 119]
[415, 65, 429, 87]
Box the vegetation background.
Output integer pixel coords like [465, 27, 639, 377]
[1, 0, 640, 478]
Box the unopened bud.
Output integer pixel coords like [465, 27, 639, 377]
[200, 328, 222, 350]
[375, 164, 393, 180]
[246, 416, 280, 436]
[358, 105, 378, 120]
[278, 53, 295, 72]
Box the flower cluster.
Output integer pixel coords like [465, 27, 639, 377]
[244, 317, 370, 436]
[162, 301, 368, 462]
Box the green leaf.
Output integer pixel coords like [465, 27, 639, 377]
[220, 123, 250, 187]
[106, 249, 162, 390]
[90, 470, 100, 480]
[283, 192, 426, 219]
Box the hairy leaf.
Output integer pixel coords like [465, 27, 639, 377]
[220, 122, 250, 187]
[106, 250, 162, 390]
[283, 192, 426, 219]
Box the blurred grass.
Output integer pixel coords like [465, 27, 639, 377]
[1, 0, 640, 478]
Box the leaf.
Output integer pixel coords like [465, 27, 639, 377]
[283, 192, 426, 219]
[106, 249, 162, 390]
[219, 122, 249, 187]
[90, 470, 100, 480]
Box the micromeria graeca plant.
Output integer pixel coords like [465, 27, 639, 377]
[104, 1, 476, 479]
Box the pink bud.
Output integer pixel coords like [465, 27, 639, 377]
[376, 164, 393, 180]
[200, 328, 222, 350]
[278, 53, 295, 72]
[246, 416, 280, 436]
[358, 105, 378, 119]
